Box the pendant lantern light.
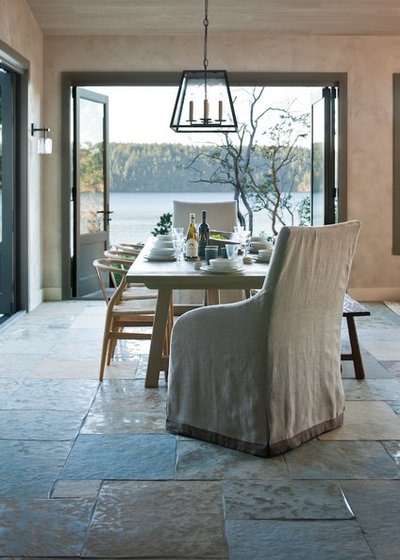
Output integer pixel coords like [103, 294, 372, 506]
[170, 0, 238, 133]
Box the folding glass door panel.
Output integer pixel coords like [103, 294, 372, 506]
[0, 69, 14, 316]
[73, 88, 110, 297]
[311, 86, 337, 225]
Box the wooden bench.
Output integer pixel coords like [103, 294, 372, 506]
[341, 294, 371, 380]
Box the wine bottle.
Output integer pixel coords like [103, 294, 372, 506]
[185, 213, 198, 259]
[198, 210, 210, 259]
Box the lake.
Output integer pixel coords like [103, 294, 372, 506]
[109, 191, 308, 245]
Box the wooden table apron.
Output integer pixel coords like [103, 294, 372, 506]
[126, 239, 269, 388]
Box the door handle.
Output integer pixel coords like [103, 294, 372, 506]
[97, 210, 114, 223]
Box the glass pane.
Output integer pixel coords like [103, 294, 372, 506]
[0, 81, 3, 245]
[0, 80, 3, 301]
[312, 97, 325, 225]
[79, 98, 105, 234]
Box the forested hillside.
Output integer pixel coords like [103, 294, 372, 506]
[109, 142, 310, 193]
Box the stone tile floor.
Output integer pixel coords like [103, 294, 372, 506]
[0, 300, 399, 559]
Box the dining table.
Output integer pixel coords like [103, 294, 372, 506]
[126, 237, 270, 388]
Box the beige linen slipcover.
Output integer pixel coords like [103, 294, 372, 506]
[166, 221, 361, 456]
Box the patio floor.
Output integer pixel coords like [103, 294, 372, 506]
[0, 300, 399, 559]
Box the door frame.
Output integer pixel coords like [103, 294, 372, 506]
[61, 72, 347, 299]
[0, 40, 29, 313]
[72, 87, 110, 297]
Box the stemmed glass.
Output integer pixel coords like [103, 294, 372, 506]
[234, 226, 251, 256]
[172, 227, 184, 261]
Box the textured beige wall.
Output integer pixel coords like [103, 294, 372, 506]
[0, 0, 43, 310]
[43, 33, 400, 300]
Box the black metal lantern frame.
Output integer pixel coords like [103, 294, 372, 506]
[170, 1, 238, 133]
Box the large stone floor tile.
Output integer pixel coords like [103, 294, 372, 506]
[175, 439, 288, 480]
[0, 354, 45, 377]
[319, 400, 400, 440]
[0, 440, 73, 497]
[225, 519, 373, 559]
[380, 359, 400, 376]
[82, 407, 167, 434]
[0, 497, 94, 557]
[0, 378, 23, 404]
[341, 480, 400, 560]
[0, 409, 86, 440]
[83, 480, 228, 558]
[30, 358, 101, 379]
[83, 379, 167, 434]
[60, 434, 176, 480]
[93, 378, 167, 410]
[361, 339, 400, 361]
[342, 378, 400, 401]
[5, 378, 99, 412]
[382, 441, 400, 466]
[48, 338, 105, 360]
[285, 440, 400, 479]
[50, 479, 102, 498]
[223, 480, 353, 520]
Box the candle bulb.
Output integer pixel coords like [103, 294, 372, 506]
[204, 98, 209, 120]
[218, 100, 223, 121]
[189, 100, 194, 121]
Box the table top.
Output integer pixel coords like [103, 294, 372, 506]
[126, 237, 269, 290]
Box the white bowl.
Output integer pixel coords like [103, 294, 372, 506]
[150, 247, 175, 254]
[154, 240, 174, 248]
[258, 248, 273, 258]
[251, 236, 268, 243]
[156, 234, 173, 241]
[209, 258, 239, 270]
[251, 241, 274, 251]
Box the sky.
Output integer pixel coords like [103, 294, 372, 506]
[88, 85, 321, 145]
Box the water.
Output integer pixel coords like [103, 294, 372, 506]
[109, 191, 308, 245]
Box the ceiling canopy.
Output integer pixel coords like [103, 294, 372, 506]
[26, 0, 400, 37]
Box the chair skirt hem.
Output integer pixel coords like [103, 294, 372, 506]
[166, 412, 344, 457]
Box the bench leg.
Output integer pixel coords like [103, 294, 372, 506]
[346, 315, 365, 380]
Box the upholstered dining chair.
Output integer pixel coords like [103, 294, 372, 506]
[172, 199, 238, 232]
[166, 221, 361, 456]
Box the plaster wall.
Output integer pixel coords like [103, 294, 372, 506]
[43, 33, 400, 300]
[0, 0, 43, 310]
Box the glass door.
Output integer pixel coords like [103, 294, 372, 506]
[311, 86, 337, 225]
[72, 87, 110, 297]
[0, 68, 14, 316]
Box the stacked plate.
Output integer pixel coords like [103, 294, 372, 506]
[250, 236, 273, 254]
[147, 236, 176, 261]
[200, 258, 244, 274]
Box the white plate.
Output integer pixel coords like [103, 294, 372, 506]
[200, 265, 245, 274]
[254, 255, 271, 263]
[150, 247, 175, 253]
[145, 255, 176, 262]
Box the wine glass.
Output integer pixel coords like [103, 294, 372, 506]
[172, 227, 184, 261]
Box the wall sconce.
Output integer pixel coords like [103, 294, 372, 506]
[31, 123, 52, 154]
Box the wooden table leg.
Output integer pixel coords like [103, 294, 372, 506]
[207, 288, 220, 305]
[145, 287, 172, 388]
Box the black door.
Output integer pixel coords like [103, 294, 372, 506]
[0, 68, 15, 316]
[72, 88, 110, 297]
[311, 86, 337, 225]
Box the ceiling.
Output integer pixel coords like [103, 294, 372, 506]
[25, 0, 400, 37]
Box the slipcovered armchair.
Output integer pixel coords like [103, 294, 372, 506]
[166, 221, 361, 457]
